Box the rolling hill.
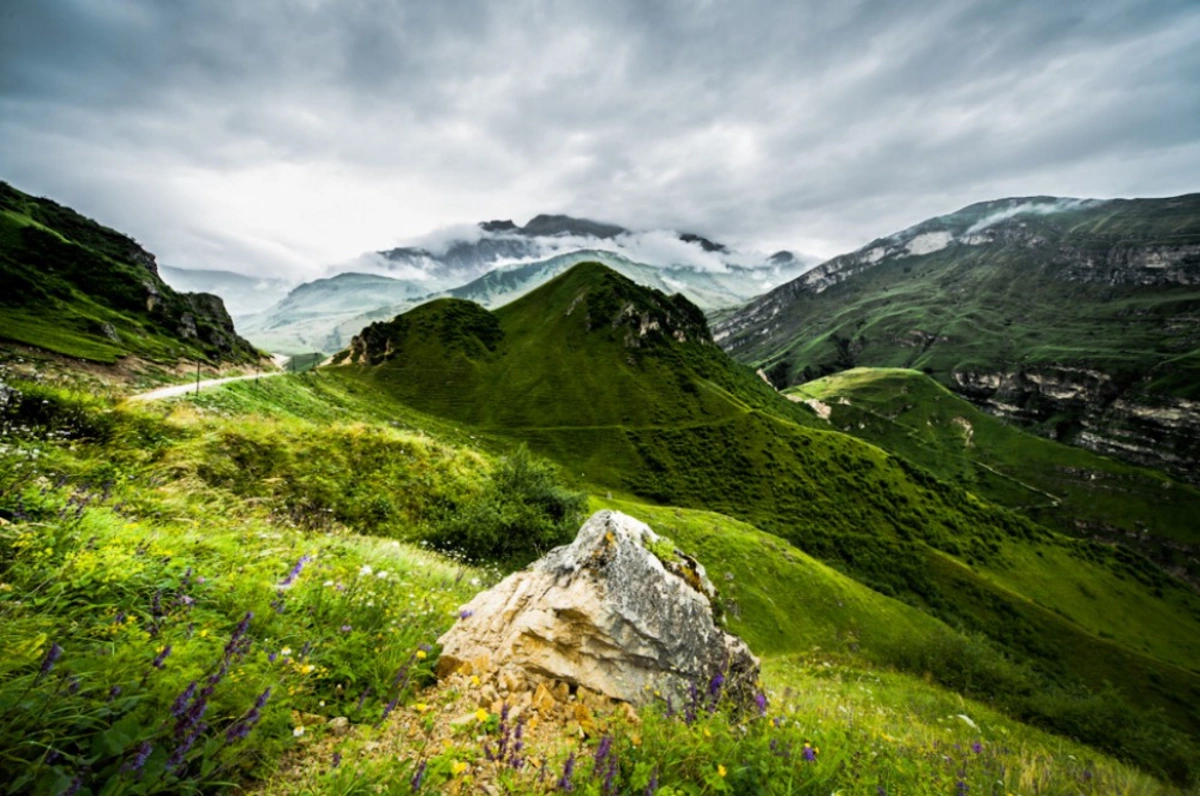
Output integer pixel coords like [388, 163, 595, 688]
[332, 262, 1200, 764]
[787, 367, 1200, 583]
[0, 181, 260, 365]
[714, 194, 1200, 483]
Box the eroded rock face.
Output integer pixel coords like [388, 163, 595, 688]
[436, 510, 759, 708]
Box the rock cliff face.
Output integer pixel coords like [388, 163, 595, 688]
[436, 510, 760, 708]
[953, 367, 1200, 482]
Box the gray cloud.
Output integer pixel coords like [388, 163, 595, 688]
[1, 0, 1197, 277]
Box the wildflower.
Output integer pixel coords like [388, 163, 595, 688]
[170, 682, 198, 718]
[280, 555, 312, 587]
[359, 564, 373, 576]
[802, 743, 817, 762]
[376, 570, 388, 579]
[332, 751, 342, 768]
[416, 649, 427, 660]
[557, 752, 576, 791]
[411, 759, 427, 790]
[645, 767, 659, 796]
[293, 726, 305, 737]
[459, 609, 474, 620]
[451, 760, 468, 776]
[67, 676, 81, 695]
[971, 741, 983, 754]
[592, 734, 613, 776]
[470, 675, 481, 687]
[754, 691, 768, 715]
[151, 645, 172, 669]
[280, 647, 292, 657]
[107, 685, 122, 702]
[340, 624, 352, 633]
[121, 741, 152, 777]
[709, 673, 725, 699]
[717, 764, 727, 778]
[37, 642, 63, 680]
[476, 708, 490, 723]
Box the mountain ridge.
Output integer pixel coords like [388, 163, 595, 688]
[715, 193, 1200, 482]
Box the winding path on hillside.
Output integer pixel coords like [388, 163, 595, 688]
[127, 370, 286, 402]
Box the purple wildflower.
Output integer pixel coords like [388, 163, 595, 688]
[121, 741, 152, 777]
[67, 676, 81, 695]
[376, 695, 400, 728]
[971, 741, 983, 754]
[167, 723, 205, 771]
[604, 753, 619, 795]
[802, 744, 816, 762]
[255, 686, 272, 709]
[331, 751, 342, 769]
[592, 735, 613, 777]
[151, 645, 172, 669]
[411, 759, 427, 791]
[280, 555, 311, 587]
[38, 643, 63, 680]
[956, 781, 969, 796]
[754, 691, 767, 715]
[709, 673, 725, 700]
[107, 685, 122, 702]
[645, 767, 659, 796]
[340, 624, 352, 633]
[458, 609, 474, 620]
[557, 752, 576, 791]
[62, 776, 83, 796]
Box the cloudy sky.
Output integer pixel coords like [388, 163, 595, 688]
[1, 0, 1198, 278]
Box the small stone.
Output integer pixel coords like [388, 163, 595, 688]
[532, 683, 555, 714]
[551, 681, 570, 703]
[328, 716, 350, 736]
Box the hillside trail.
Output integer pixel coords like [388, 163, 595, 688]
[127, 354, 290, 402]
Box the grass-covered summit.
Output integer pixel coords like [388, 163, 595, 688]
[0, 180, 260, 365]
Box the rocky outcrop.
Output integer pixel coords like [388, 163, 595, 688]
[952, 367, 1200, 484]
[436, 510, 760, 708]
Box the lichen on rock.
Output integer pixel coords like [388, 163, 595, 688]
[436, 510, 759, 709]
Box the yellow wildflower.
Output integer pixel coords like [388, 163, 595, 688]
[470, 675, 481, 687]
[475, 708, 489, 723]
[451, 761, 468, 776]
[717, 764, 727, 778]
[416, 650, 427, 660]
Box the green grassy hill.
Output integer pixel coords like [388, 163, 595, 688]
[788, 368, 1200, 581]
[0, 181, 260, 364]
[2, 370, 1188, 793]
[332, 263, 1200, 778]
[714, 194, 1200, 482]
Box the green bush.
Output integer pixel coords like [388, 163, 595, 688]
[425, 446, 585, 566]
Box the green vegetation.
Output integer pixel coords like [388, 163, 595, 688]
[0, 181, 259, 365]
[789, 368, 1200, 578]
[330, 263, 1200, 783]
[1, 365, 1196, 791]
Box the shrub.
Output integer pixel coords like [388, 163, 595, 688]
[425, 446, 585, 566]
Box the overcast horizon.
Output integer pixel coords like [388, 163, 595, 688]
[1, 0, 1198, 280]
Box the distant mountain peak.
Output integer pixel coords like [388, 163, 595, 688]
[678, 232, 729, 253]
[517, 214, 628, 239]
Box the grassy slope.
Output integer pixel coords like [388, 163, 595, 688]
[0, 182, 259, 364]
[336, 264, 1200, 765]
[10, 366, 1190, 787]
[789, 368, 1200, 574]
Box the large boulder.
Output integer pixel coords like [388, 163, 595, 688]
[436, 510, 759, 708]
